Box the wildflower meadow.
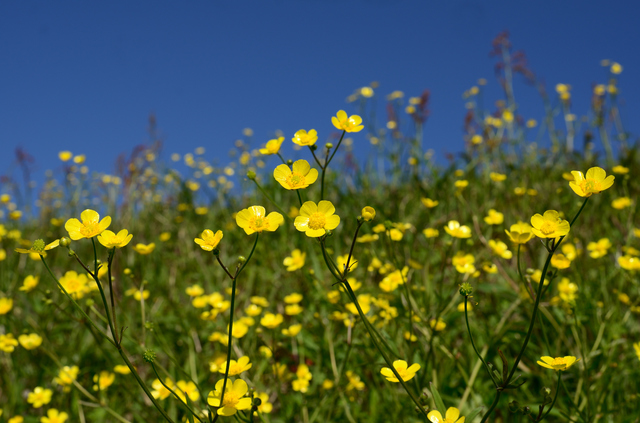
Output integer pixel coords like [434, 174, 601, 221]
[1, 34, 639, 423]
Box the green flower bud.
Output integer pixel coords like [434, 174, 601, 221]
[143, 349, 157, 363]
[459, 283, 473, 296]
[246, 170, 256, 180]
[325, 142, 334, 149]
[60, 237, 71, 248]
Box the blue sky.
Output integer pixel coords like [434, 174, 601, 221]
[1, 0, 638, 189]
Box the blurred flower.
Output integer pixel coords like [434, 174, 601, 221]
[41, 409, 68, 423]
[484, 209, 504, 225]
[132, 243, 155, 254]
[0, 297, 13, 315]
[283, 249, 306, 271]
[20, 275, 39, 292]
[18, 333, 43, 350]
[421, 198, 439, 208]
[612, 197, 632, 210]
[97, 229, 133, 248]
[93, 371, 115, 391]
[259, 137, 284, 155]
[0, 333, 19, 352]
[27, 387, 53, 408]
[505, 221, 534, 244]
[444, 221, 471, 238]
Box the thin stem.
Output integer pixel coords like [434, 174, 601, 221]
[250, 180, 292, 223]
[152, 363, 203, 422]
[320, 130, 346, 200]
[107, 248, 119, 344]
[464, 296, 498, 388]
[540, 371, 562, 421]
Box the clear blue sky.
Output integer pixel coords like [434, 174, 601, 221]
[1, 0, 638, 187]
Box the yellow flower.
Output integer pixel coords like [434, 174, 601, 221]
[587, 238, 611, 258]
[260, 313, 283, 329]
[53, 366, 79, 390]
[18, 333, 43, 350]
[174, 380, 200, 402]
[294, 201, 340, 237]
[58, 151, 73, 162]
[65, 209, 111, 240]
[345, 371, 365, 391]
[454, 180, 469, 189]
[283, 249, 306, 271]
[427, 407, 465, 423]
[41, 408, 68, 423]
[484, 209, 504, 225]
[207, 378, 252, 416]
[151, 378, 174, 400]
[380, 360, 420, 382]
[132, 243, 155, 254]
[551, 254, 571, 269]
[284, 293, 303, 303]
[114, 365, 131, 374]
[19, 275, 39, 292]
[14, 239, 59, 256]
[612, 197, 632, 209]
[361, 206, 376, 221]
[8, 417, 24, 423]
[610, 62, 623, 74]
[27, 387, 53, 408]
[569, 167, 615, 197]
[488, 240, 512, 259]
[219, 356, 252, 376]
[557, 278, 578, 303]
[430, 318, 446, 331]
[194, 229, 223, 251]
[58, 270, 90, 299]
[489, 172, 507, 182]
[331, 110, 364, 132]
[259, 137, 284, 155]
[255, 391, 273, 414]
[444, 220, 471, 238]
[530, 210, 570, 239]
[612, 165, 629, 174]
[634, 342, 640, 361]
[282, 324, 302, 337]
[505, 221, 534, 244]
[537, 356, 580, 371]
[97, 229, 133, 248]
[0, 297, 13, 315]
[292, 129, 318, 146]
[421, 198, 439, 208]
[0, 333, 19, 352]
[273, 160, 318, 190]
[423, 228, 439, 238]
[236, 206, 284, 235]
[93, 371, 115, 391]
[619, 255, 640, 271]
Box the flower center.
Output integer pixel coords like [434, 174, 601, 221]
[80, 223, 99, 236]
[539, 222, 555, 235]
[251, 217, 266, 231]
[32, 239, 45, 252]
[581, 179, 601, 193]
[308, 213, 326, 230]
[287, 173, 305, 188]
[221, 391, 240, 407]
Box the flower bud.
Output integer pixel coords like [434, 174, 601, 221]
[60, 237, 71, 248]
[246, 170, 256, 180]
[325, 143, 334, 149]
[459, 282, 473, 296]
[361, 206, 376, 222]
[143, 349, 157, 363]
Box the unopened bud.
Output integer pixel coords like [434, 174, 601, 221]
[60, 237, 71, 248]
[361, 206, 376, 222]
[246, 170, 256, 180]
[325, 143, 334, 149]
[459, 283, 473, 296]
[143, 349, 156, 363]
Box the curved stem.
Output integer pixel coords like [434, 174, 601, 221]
[540, 371, 562, 421]
[320, 130, 346, 200]
[464, 296, 498, 388]
[152, 363, 203, 422]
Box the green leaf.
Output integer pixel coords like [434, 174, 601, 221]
[430, 382, 446, 414]
[465, 407, 484, 421]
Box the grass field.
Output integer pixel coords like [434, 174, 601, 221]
[1, 37, 639, 423]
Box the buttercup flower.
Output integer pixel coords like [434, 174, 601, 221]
[505, 221, 534, 244]
[444, 221, 472, 239]
[0, 333, 19, 352]
[218, 356, 252, 376]
[361, 206, 376, 221]
[174, 380, 200, 402]
[380, 360, 421, 382]
[19, 275, 39, 292]
[41, 408, 69, 423]
[97, 229, 133, 248]
[151, 378, 174, 400]
[283, 249, 306, 271]
[15, 239, 59, 256]
[294, 201, 340, 237]
[259, 137, 284, 155]
[132, 243, 155, 254]
[421, 198, 439, 208]
[93, 371, 115, 391]
[207, 378, 252, 416]
[260, 312, 284, 329]
[18, 333, 43, 350]
[530, 210, 570, 239]
[484, 209, 504, 225]
[331, 110, 364, 133]
[27, 387, 53, 408]
[292, 129, 318, 146]
[537, 356, 580, 371]
[0, 297, 13, 315]
[427, 407, 465, 423]
[194, 229, 223, 251]
[65, 209, 111, 240]
[273, 160, 318, 190]
[569, 167, 614, 197]
[236, 206, 284, 235]
[53, 366, 79, 391]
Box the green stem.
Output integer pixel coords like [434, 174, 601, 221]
[540, 371, 562, 421]
[152, 363, 203, 422]
[464, 296, 498, 388]
[320, 130, 346, 200]
[250, 179, 292, 223]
